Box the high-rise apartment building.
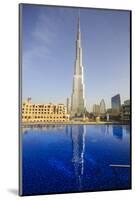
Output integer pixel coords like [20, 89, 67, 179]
[111, 94, 121, 113]
[100, 99, 106, 114]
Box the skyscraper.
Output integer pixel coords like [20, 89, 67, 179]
[66, 97, 70, 114]
[111, 94, 121, 113]
[93, 104, 100, 116]
[100, 99, 106, 114]
[71, 15, 85, 117]
[121, 99, 130, 121]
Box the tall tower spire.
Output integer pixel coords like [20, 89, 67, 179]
[77, 10, 81, 41]
[71, 11, 85, 117]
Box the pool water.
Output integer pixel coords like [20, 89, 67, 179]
[22, 125, 131, 195]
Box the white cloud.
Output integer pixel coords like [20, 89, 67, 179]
[23, 9, 61, 71]
[32, 12, 57, 46]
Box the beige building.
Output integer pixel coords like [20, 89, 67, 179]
[93, 104, 100, 116]
[22, 98, 69, 123]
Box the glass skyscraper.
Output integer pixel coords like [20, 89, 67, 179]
[111, 94, 121, 113]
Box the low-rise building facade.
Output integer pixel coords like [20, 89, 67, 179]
[22, 98, 69, 123]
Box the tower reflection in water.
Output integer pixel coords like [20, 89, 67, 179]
[112, 126, 123, 140]
[70, 125, 86, 190]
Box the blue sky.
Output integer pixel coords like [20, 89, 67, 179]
[22, 4, 130, 111]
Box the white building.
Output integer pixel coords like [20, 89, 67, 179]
[100, 99, 106, 114]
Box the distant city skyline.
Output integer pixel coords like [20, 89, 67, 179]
[22, 5, 130, 112]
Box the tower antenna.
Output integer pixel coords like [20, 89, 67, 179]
[78, 8, 80, 18]
[78, 8, 80, 28]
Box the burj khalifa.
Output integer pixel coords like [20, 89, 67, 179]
[71, 15, 85, 117]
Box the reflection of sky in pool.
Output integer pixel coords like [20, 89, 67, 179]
[22, 125, 131, 195]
